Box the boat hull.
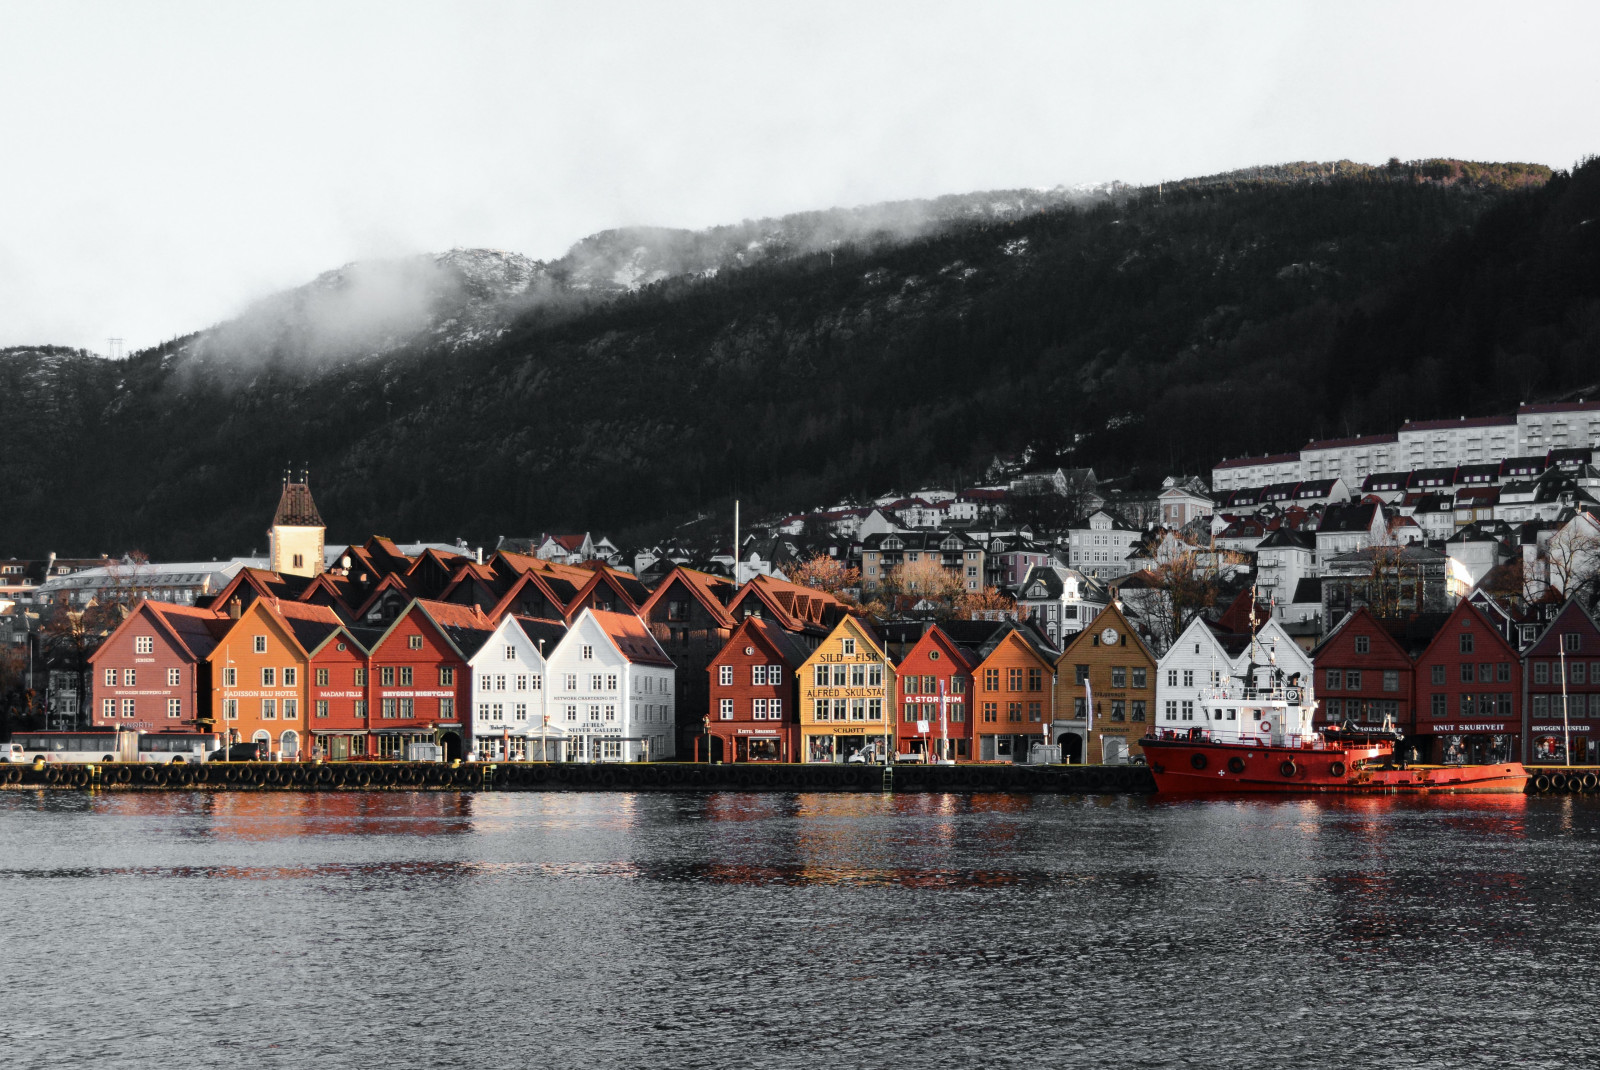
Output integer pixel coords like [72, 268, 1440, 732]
[1143, 737, 1528, 795]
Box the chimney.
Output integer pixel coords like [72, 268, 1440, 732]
[228, 598, 242, 620]
[476, 546, 483, 565]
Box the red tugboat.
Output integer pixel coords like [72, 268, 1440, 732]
[1142, 681, 1528, 796]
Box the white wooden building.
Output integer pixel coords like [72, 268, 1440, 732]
[546, 608, 676, 762]
[1154, 616, 1314, 742]
[467, 615, 567, 761]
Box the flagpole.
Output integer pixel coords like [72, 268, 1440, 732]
[939, 678, 949, 762]
[1084, 676, 1095, 765]
[1560, 642, 1572, 767]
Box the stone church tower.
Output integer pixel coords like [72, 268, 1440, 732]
[268, 470, 326, 578]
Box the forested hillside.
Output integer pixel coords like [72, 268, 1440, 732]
[3, 157, 1594, 560]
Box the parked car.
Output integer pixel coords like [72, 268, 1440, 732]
[207, 741, 268, 762]
[0, 742, 23, 763]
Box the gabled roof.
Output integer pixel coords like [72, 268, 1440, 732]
[581, 608, 675, 667]
[268, 599, 346, 655]
[208, 566, 315, 613]
[360, 536, 414, 574]
[1417, 599, 1520, 663]
[638, 567, 738, 628]
[720, 614, 813, 670]
[1057, 601, 1156, 665]
[511, 615, 570, 655]
[92, 600, 231, 665]
[1524, 598, 1600, 655]
[971, 619, 1059, 668]
[728, 574, 846, 633]
[297, 571, 361, 620]
[894, 624, 982, 673]
[368, 598, 496, 661]
[1317, 502, 1380, 534]
[570, 566, 647, 614]
[479, 569, 574, 623]
[1257, 527, 1316, 550]
[351, 571, 415, 621]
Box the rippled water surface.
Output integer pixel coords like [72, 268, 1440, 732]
[2, 790, 1598, 1069]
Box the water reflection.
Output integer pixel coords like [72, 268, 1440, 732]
[3, 791, 1599, 1070]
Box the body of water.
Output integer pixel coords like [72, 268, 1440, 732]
[1, 790, 1597, 1069]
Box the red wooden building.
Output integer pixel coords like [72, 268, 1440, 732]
[703, 616, 806, 761]
[307, 622, 383, 760]
[892, 624, 977, 762]
[1524, 600, 1600, 764]
[364, 599, 494, 760]
[1312, 607, 1442, 740]
[1411, 600, 1521, 764]
[89, 601, 229, 732]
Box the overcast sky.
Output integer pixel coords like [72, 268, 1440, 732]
[2, 1, 1596, 352]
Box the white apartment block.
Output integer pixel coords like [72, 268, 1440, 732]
[1300, 434, 1401, 483]
[1212, 402, 1600, 492]
[1397, 416, 1518, 469]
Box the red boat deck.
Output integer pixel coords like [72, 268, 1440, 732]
[1144, 735, 1527, 795]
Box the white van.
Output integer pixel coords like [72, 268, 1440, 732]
[0, 742, 23, 763]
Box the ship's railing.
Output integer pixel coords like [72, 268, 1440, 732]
[1147, 727, 1333, 750]
[1200, 685, 1316, 706]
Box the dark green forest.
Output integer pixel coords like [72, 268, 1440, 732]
[3, 157, 1596, 560]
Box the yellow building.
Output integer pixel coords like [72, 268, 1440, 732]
[798, 616, 895, 763]
[1053, 601, 1158, 764]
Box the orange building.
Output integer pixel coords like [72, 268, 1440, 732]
[970, 622, 1059, 762]
[208, 598, 345, 760]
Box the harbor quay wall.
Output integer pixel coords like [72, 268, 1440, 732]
[0, 761, 1155, 794]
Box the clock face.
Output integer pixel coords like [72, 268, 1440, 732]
[1100, 627, 1119, 645]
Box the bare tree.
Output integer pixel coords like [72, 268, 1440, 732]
[1543, 516, 1600, 602]
[783, 553, 861, 598]
[957, 585, 1017, 618]
[880, 558, 966, 609]
[1124, 541, 1249, 653]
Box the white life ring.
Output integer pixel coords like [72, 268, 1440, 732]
[1259, 721, 1273, 735]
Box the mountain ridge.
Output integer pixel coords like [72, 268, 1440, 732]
[3, 156, 1590, 560]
